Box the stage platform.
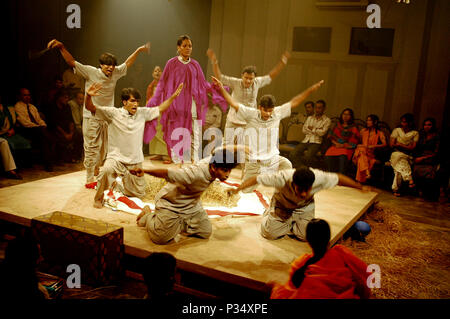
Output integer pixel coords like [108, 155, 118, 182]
[0, 162, 378, 295]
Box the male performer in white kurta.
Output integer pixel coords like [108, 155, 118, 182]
[213, 76, 324, 192]
[47, 39, 150, 185]
[207, 49, 291, 146]
[84, 83, 183, 208]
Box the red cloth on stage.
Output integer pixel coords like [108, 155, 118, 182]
[270, 245, 371, 299]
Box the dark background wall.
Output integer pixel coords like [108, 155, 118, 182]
[0, 0, 212, 106]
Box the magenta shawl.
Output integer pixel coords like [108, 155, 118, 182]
[143, 57, 228, 158]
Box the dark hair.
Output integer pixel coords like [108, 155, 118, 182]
[292, 166, 315, 192]
[54, 88, 70, 101]
[241, 65, 257, 76]
[315, 100, 326, 108]
[367, 114, 379, 132]
[2, 230, 43, 299]
[99, 53, 117, 66]
[421, 117, 437, 133]
[339, 108, 354, 125]
[400, 113, 415, 129]
[121, 88, 141, 102]
[209, 148, 239, 170]
[141, 252, 176, 298]
[304, 101, 314, 108]
[177, 35, 192, 46]
[291, 219, 330, 288]
[259, 94, 276, 109]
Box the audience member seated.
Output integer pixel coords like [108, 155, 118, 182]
[289, 100, 331, 168]
[389, 113, 419, 197]
[353, 114, 387, 183]
[68, 91, 84, 136]
[15, 87, 56, 171]
[47, 89, 83, 163]
[40, 76, 65, 119]
[0, 96, 31, 165]
[141, 252, 177, 300]
[0, 137, 22, 179]
[0, 230, 49, 300]
[413, 117, 440, 201]
[292, 100, 315, 126]
[270, 219, 370, 299]
[324, 108, 360, 174]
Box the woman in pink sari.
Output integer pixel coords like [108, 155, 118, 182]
[144, 35, 228, 163]
[353, 114, 387, 183]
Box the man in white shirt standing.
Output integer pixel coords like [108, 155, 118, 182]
[289, 100, 331, 168]
[213, 77, 324, 193]
[84, 83, 183, 208]
[47, 39, 150, 187]
[207, 49, 291, 146]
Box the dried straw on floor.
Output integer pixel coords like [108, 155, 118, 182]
[143, 175, 240, 208]
[200, 180, 240, 207]
[341, 203, 450, 299]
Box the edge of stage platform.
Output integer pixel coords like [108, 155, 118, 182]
[0, 171, 379, 294]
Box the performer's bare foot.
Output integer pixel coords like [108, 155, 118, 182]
[163, 159, 173, 164]
[94, 194, 104, 208]
[137, 205, 152, 223]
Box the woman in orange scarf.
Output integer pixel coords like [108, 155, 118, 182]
[270, 219, 371, 299]
[353, 114, 387, 183]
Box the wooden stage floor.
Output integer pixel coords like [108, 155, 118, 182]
[0, 163, 378, 293]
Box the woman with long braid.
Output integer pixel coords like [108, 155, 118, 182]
[270, 219, 371, 299]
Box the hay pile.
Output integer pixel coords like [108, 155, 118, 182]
[341, 203, 450, 299]
[200, 180, 240, 208]
[143, 175, 167, 201]
[142, 175, 240, 208]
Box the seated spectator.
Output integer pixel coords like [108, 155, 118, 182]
[353, 114, 387, 183]
[0, 230, 49, 300]
[141, 252, 177, 300]
[0, 96, 31, 160]
[0, 137, 22, 179]
[14, 88, 56, 171]
[68, 91, 84, 136]
[390, 113, 419, 197]
[289, 100, 330, 168]
[292, 100, 315, 125]
[47, 89, 83, 163]
[270, 218, 370, 299]
[413, 117, 440, 201]
[40, 76, 65, 119]
[324, 108, 360, 174]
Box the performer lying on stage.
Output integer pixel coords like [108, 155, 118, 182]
[212, 76, 324, 193]
[84, 82, 183, 208]
[230, 166, 370, 241]
[131, 147, 240, 244]
[47, 39, 150, 187]
[270, 218, 371, 299]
